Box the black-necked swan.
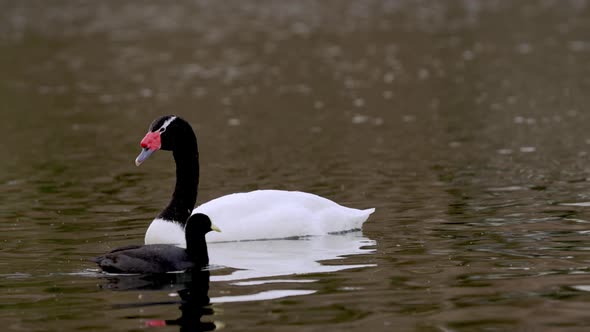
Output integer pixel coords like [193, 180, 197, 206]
[136, 115, 375, 247]
[93, 213, 220, 274]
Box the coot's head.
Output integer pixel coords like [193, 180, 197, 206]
[185, 213, 221, 241]
[135, 115, 196, 166]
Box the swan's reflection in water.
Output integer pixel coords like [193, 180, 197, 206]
[209, 232, 376, 281]
[98, 232, 375, 330]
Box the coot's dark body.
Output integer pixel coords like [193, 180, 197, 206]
[93, 213, 218, 274]
[93, 245, 195, 274]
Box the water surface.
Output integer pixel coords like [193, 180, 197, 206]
[2, 1, 590, 331]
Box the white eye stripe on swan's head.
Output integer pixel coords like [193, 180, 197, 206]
[152, 115, 177, 133]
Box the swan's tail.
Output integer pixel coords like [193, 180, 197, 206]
[359, 208, 375, 224]
[348, 207, 375, 231]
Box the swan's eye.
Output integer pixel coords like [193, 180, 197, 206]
[159, 127, 166, 133]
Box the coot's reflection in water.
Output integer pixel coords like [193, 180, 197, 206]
[100, 270, 218, 332]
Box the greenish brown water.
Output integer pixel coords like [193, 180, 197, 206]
[2, 1, 590, 331]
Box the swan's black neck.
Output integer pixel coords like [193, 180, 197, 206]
[157, 125, 199, 225]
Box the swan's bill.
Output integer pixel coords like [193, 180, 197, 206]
[135, 147, 155, 166]
[136, 130, 163, 166]
[211, 223, 222, 233]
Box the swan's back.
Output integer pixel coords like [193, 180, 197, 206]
[193, 190, 374, 242]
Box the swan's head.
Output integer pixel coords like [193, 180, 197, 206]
[135, 115, 195, 166]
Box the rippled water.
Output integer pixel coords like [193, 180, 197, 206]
[2, 1, 590, 331]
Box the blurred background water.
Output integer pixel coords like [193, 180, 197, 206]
[2, 0, 590, 331]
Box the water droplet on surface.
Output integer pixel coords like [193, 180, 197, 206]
[99, 94, 113, 103]
[291, 22, 310, 36]
[192, 87, 207, 97]
[569, 41, 589, 52]
[383, 72, 395, 83]
[402, 115, 416, 122]
[38, 86, 51, 94]
[462, 50, 474, 60]
[507, 96, 518, 104]
[140, 88, 152, 98]
[310, 126, 322, 133]
[352, 114, 369, 124]
[449, 141, 461, 148]
[490, 103, 502, 110]
[516, 43, 532, 54]
[418, 68, 429, 80]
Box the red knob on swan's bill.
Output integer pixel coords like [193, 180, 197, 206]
[135, 131, 161, 166]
